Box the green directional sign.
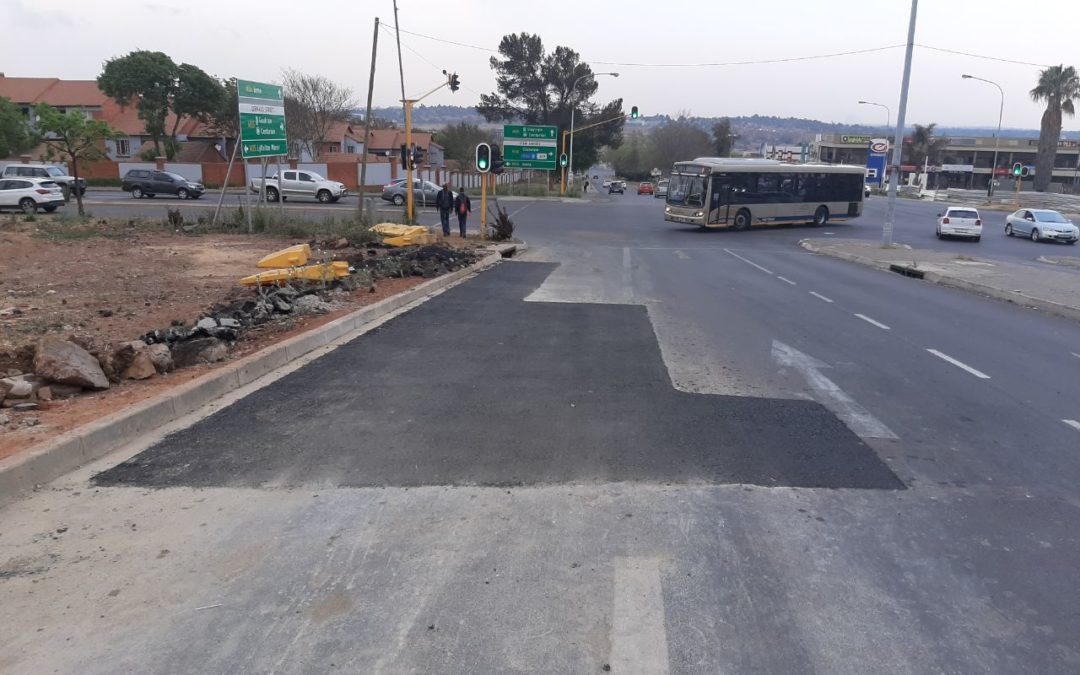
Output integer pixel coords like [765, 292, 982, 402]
[502, 124, 558, 170]
[237, 78, 287, 159]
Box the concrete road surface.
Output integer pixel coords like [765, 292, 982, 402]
[2, 190, 1079, 673]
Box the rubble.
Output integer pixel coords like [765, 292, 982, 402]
[33, 338, 110, 390]
[293, 295, 332, 315]
[171, 337, 228, 369]
[146, 344, 174, 374]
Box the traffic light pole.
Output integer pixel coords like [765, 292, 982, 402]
[401, 79, 454, 222]
[560, 113, 630, 195]
[480, 170, 487, 240]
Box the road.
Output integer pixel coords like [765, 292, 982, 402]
[3, 189, 1080, 672]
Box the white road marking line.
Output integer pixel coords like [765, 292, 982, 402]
[1071, 352, 1080, 360]
[777, 275, 797, 285]
[723, 248, 773, 275]
[1064, 419, 1080, 432]
[854, 314, 891, 330]
[926, 349, 991, 379]
[509, 203, 533, 217]
[809, 291, 834, 303]
[623, 247, 634, 292]
[610, 557, 671, 675]
[773, 340, 899, 440]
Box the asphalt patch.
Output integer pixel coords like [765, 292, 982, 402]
[94, 262, 903, 490]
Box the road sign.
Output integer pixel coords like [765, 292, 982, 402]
[866, 138, 888, 187]
[502, 124, 558, 170]
[237, 79, 287, 159]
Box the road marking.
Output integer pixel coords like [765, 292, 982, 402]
[926, 349, 991, 379]
[772, 340, 898, 440]
[809, 291, 834, 303]
[623, 247, 633, 291]
[610, 557, 671, 675]
[854, 314, 891, 330]
[509, 203, 533, 217]
[777, 275, 797, 285]
[723, 248, 773, 275]
[1064, 419, 1080, 432]
[674, 250, 690, 260]
[1071, 352, 1080, 360]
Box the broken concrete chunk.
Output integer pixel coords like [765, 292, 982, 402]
[170, 337, 228, 369]
[196, 317, 218, 330]
[293, 295, 331, 315]
[270, 296, 292, 313]
[217, 317, 241, 329]
[2, 374, 48, 398]
[33, 337, 110, 390]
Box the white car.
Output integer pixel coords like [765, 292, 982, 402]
[655, 178, 669, 199]
[0, 177, 66, 214]
[250, 170, 348, 203]
[1005, 208, 1079, 244]
[936, 207, 982, 241]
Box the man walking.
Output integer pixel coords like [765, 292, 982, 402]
[435, 182, 454, 236]
[454, 188, 472, 238]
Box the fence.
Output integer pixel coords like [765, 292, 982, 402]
[933, 188, 1080, 213]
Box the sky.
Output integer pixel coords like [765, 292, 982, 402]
[3, 0, 1079, 131]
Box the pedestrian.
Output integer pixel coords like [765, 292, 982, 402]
[584, 179, 589, 194]
[454, 188, 472, 238]
[435, 182, 454, 236]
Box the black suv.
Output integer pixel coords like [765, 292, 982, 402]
[122, 169, 205, 199]
[608, 180, 625, 195]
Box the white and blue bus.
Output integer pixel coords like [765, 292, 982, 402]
[663, 158, 865, 229]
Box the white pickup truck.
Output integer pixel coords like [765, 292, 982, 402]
[249, 170, 348, 203]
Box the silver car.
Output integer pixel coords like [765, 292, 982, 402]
[381, 179, 450, 207]
[1004, 208, 1079, 244]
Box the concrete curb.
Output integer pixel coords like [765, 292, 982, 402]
[0, 244, 519, 506]
[799, 240, 1080, 324]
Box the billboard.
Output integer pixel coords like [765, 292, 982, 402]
[865, 138, 888, 187]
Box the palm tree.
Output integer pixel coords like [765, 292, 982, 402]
[907, 123, 950, 167]
[1030, 65, 1080, 192]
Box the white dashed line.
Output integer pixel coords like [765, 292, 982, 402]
[809, 291, 834, 303]
[1071, 352, 1080, 360]
[777, 276, 797, 285]
[723, 248, 773, 275]
[610, 557, 671, 674]
[854, 314, 891, 330]
[926, 349, 991, 379]
[1064, 419, 1080, 432]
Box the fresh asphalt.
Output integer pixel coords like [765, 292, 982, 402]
[3, 188, 1080, 672]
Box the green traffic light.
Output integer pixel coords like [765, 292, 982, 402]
[478, 159, 488, 169]
[631, 106, 639, 119]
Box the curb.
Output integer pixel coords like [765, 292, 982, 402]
[799, 240, 1080, 324]
[0, 244, 519, 507]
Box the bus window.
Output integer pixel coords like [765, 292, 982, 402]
[668, 174, 706, 207]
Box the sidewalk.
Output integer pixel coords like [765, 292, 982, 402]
[801, 238, 1080, 323]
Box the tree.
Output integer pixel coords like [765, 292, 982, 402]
[0, 96, 35, 158]
[711, 118, 735, 157]
[478, 33, 624, 180]
[205, 78, 239, 139]
[34, 103, 120, 216]
[907, 123, 949, 167]
[98, 51, 225, 159]
[1030, 64, 1080, 192]
[436, 122, 494, 170]
[648, 116, 713, 174]
[282, 70, 356, 161]
[605, 131, 652, 180]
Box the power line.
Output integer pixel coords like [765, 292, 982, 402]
[379, 24, 484, 97]
[589, 45, 905, 67]
[916, 44, 1049, 69]
[395, 26, 497, 52]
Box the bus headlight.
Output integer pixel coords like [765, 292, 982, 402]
[695, 211, 702, 217]
[665, 206, 671, 213]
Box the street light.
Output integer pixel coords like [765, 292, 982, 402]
[962, 74, 1004, 201]
[857, 100, 891, 134]
[569, 72, 618, 187]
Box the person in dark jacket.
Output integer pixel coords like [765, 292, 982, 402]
[453, 189, 472, 238]
[435, 182, 454, 235]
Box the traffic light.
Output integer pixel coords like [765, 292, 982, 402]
[475, 142, 491, 173]
[491, 143, 504, 174]
[400, 143, 408, 169]
[449, 72, 460, 93]
[559, 153, 568, 168]
[630, 106, 639, 119]
[1012, 162, 1023, 177]
[412, 144, 423, 168]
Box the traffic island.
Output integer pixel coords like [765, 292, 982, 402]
[801, 238, 1080, 323]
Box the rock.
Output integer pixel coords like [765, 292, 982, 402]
[332, 238, 350, 249]
[49, 383, 83, 398]
[196, 317, 218, 330]
[146, 344, 174, 374]
[207, 327, 239, 341]
[11, 402, 39, 412]
[217, 317, 241, 329]
[0, 411, 10, 426]
[97, 309, 114, 317]
[270, 296, 292, 313]
[33, 337, 110, 390]
[122, 351, 156, 380]
[110, 341, 145, 376]
[273, 286, 299, 301]
[170, 337, 228, 369]
[250, 301, 272, 325]
[293, 295, 331, 315]
[6, 369, 22, 377]
[0, 379, 11, 400]
[37, 386, 53, 401]
[1, 374, 46, 399]
[170, 319, 186, 327]
[20, 415, 40, 427]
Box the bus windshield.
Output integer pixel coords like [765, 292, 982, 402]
[668, 174, 706, 207]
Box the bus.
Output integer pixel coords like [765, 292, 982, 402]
[663, 158, 865, 229]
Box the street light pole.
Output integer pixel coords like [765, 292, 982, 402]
[883, 0, 919, 248]
[568, 72, 618, 190]
[962, 74, 1004, 202]
[858, 100, 891, 136]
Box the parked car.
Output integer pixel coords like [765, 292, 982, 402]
[637, 182, 655, 195]
[380, 179, 453, 207]
[249, 170, 346, 203]
[2, 164, 86, 197]
[936, 207, 982, 241]
[655, 178, 669, 198]
[1005, 208, 1079, 244]
[608, 180, 625, 195]
[0, 177, 66, 214]
[122, 169, 205, 199]
[601, 179, 613, 189]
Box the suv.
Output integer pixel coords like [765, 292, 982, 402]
[1, 164, 86, 196]
[122, 169, 205, 199]
[0, 177, 66, 213]
[608, 180, 625, 195]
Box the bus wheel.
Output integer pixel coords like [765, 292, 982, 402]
[813, 206, 829, 226]
[734, 209, 752, 231]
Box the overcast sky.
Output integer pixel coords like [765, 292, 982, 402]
[4, 0, 1078, 130]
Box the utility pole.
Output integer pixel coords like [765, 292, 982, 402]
[360, 16, 379, 216]
[883, 0, 918, 248]
[392, 1, 406, 124]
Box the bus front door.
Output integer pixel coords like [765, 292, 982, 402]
[709, 177, 733, 225]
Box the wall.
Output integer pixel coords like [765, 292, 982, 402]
[202, 162, 247, 188]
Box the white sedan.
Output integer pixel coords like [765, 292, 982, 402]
[936, 207, 982, 241]
[1004, 209, 1079, 244]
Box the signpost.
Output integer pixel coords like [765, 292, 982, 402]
[502, 124, 558, 170]
[238, 79, 287, 159]
[865, 138, 888, 188]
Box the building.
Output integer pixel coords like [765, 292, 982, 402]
[813, 132, 1080, 191]
[359, 129, 445, 169]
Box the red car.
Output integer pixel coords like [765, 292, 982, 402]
[637, 182, 654, 195]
